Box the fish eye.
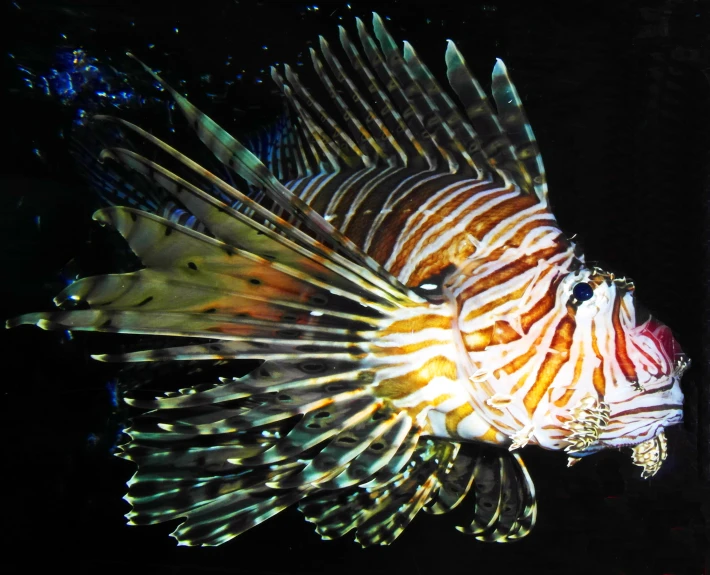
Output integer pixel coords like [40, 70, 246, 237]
[573, 282, 594, 301]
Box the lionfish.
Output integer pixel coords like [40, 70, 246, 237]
[9, 13, 690, 547]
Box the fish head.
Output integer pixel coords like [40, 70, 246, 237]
[561, 267, 689, 477]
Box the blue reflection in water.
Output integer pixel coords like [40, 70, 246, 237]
[17, 48, 162, 125]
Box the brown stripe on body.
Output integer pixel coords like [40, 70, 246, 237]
[462, 325, 494, 351]
[459, 245, 564, 302]
[493, 342, 537, 378]
[399, 190, 539, 282]
[611, 292, 638, 383]
[485, 209, 556, 249]
[463, 285, 527, 323]
[289, 177, 318, 202]
[614, 381, 677, 405]
[335, 169, 414, 248]
[374, 355, 458, 401]
[612, 403, 683, 419]
[404, 231, 475, 287]
[464, 192, 539, 243]
[306, 171, 360, 216]
[628, 338, 663, 375]
[367, 173, 469, 266]
[383, 183, 508, 276]
[523, 313, 576, 415]
[520, 274, 562, 333]
[490, 321, 524, 345]
[389, 180, 487, 251]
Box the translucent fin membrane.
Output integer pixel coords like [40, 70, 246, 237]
[6, 11, 547, 548]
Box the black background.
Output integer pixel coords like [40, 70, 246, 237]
[1, 1, 708, 573]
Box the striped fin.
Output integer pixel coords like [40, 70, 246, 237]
[71, 118, 229, 233]
[271, 67, 343, 173]
[282, 63, 368, 170]
[297, 440, 536, 546]
[267, 406, 402, 488]
[226, 14, 550, 294]
[127, 54, 422, 303]
[370, 14, 458, 173]
[93, 115, 423, 306]
[68, 123, 165, 214]
[6, 158, 439, 546]
[9, 206, 392, 347]
[128, 359, 371, 409]
[445, 42, 548, 202]
[94, 145, 398, 303]
[312, 41, 390, 166]
[7, 11, 554, 548]
[490, 60, 547, 202]
[355, 17, 438, 171]
[337, 26, 414, 167]
[298, 438, 454, 546]
[318, 411, 413, 490]
[454, 449, 537, 542]
[401, 41, 483, 178]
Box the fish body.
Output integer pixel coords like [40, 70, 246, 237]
[8, 13, 689, 546]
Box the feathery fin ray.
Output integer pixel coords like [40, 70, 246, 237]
[6, 12, 547, 547]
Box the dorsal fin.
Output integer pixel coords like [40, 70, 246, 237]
[246, 13, 548, 204]
[121, 13, 550, 297]
[127, 54, 424, 305]
[445, 42, 548, 202]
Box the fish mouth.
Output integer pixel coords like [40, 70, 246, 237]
[639, 318, 690, 377]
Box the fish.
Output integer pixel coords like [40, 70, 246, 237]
[7, 12, 690, 547]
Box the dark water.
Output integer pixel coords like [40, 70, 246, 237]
[2, 1, 708, 573]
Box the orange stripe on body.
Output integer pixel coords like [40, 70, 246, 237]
[523, 314, 576, 415]
[374, 355, 457, 400]
[396, 191, 541, 284]
[379, 314, 452, 336]
[590, 319, 606, 396]
[407, 396, 453, 425]
[461, 246, 562, 300]
[463, 286, 527, 323]
[612, 292, 638, 383]
[520, 275, 561, 332]
[494, 343, 537, 378]
[376, 339, 449, 356]
[444, 403, 474, 436]
[462, 321, 522, 352]
[480, 426, 501, 443]
[552, 348, 585, 407]
[553, 388, 576, 408]
[510, 372, 529, 396]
